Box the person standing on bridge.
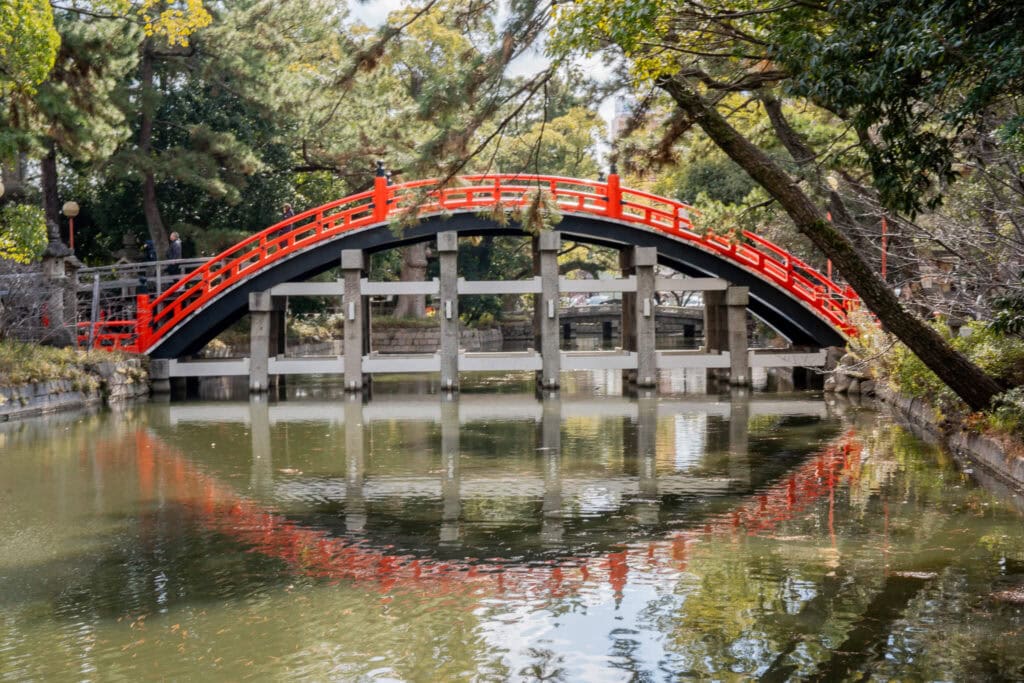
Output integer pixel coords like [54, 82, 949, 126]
[282, 203, 295, 220]
[165, 232, 182, 275]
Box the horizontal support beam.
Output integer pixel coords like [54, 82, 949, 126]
[748, 349, 827, 368]
[655, 277, 728, 291]
[169, 358, 250, 377]
[361, 278, 440, 296]
[559, 276, 636, 293]
[656, 351, 731, 369]
[269, 356, 344, 374]
[270, 282, 344, 296]
[458, 277, 541, 295]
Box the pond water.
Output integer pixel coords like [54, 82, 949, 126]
[2, 373, 1024, 681]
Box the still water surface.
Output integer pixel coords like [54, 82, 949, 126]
[2, 374, 1024, 681]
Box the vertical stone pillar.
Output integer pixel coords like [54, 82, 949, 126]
[249, 290, 274, 393]
[703, 289, 728, 384]
[344, 396, 367, 532]
[149, 358, 171, 395]
[540, 395, 563, 545]
[437, 232, 459, 391]
[634, 247, 657, 388]
[619, 248, 636, 384]
[342, 249, 366, 392]
[440, 396, 461, 545]
[535, 230, 561, 389]
[726, 286, 750, 386]
[636, 395, 659, 525]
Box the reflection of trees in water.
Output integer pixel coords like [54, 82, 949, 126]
[653, 424, 1024, 680]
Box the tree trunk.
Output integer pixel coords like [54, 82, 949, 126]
[40, 142, 70, 258]
[393, 242, 428, 318]
[139, 44, 168, 259]
[40, 142, 61, 241]
[658, 75, 1003, 411]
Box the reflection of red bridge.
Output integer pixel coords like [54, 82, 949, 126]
[129, 429, 861, 598]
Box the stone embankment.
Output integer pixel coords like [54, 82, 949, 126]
[822, 348, 878, 398]
[823, 346, 1024, 490]
[0, 358, 149, 422]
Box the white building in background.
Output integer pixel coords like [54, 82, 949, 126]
[610, 96, 636, 141]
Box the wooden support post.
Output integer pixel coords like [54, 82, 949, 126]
[634, 247, 657, 388]
[342, 249, 367, 392]
[438, 232, 459, 391]
[536, 231, 561, 389]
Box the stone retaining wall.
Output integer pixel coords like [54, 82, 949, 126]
[0, 358, 149, 422]
[877, 385, 1024, 490]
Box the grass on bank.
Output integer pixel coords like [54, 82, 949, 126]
[0, 341, 129, 391]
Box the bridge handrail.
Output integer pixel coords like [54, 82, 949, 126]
[117, 174, 858, 354]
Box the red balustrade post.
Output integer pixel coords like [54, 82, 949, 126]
[606, 171, 622, 219]
[373, 161, 389, 223]
[135, 294, 151, 353]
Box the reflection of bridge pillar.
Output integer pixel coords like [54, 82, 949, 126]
[344, 396, 367, 532]
[535, 231, 561, 389]
[342, 250, 368, 392]
[636, 396, 659, 526]
[634, 247, 657, 388]
[438, 232, 459, 391]
[440, 397, 461, 545]
[249, 291, 284, 393]
[249, 396, 274, 499]
[540, 395, 563, 545]
[728, 390, 751, 490]
[703, 286, 750, 386]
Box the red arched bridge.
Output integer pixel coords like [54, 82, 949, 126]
[85, 174, 858, 356]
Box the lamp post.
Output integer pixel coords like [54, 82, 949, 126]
[62, 201, 80, 252]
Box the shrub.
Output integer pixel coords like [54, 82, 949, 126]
[886, 321, 1024, 420]
[989, 387, 1024, 435]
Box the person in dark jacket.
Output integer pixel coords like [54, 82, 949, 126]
[166, 232, 182, 275]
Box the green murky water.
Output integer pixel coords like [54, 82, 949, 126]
[2, 375, 1024, 681]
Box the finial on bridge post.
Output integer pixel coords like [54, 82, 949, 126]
[375, 160, 387, 177]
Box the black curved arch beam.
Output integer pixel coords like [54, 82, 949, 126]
[150, 214, 844, 358]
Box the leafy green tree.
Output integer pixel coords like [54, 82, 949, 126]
[0, 203, 47, 263]
[549, 0, 1018, 410]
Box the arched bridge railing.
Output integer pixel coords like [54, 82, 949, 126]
[90, 174, 860, 353]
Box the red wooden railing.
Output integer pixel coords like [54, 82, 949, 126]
[86, 174, 860, 353]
